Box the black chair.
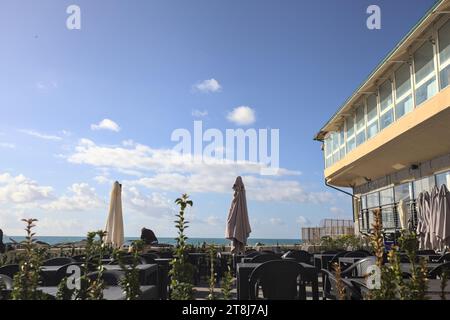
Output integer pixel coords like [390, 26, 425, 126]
[428, 262, 450, 279]
[140, 253, 158, 264]
[0, 274, 13, 300]
[0, 264, 19, 279]
[327, 251, 348, 270]
[249, 260, 307, 300]
[321, 269, 362, 300]
[437, 253, 450, 263]
[322, 250, 339, 254]
[0, 274, 13, 290]
[157, 251, 173, 259]
[245, 251, 261, 258]
[341, 257, 377, 278]
[43, 262, 96, 286]
[42, 257, 75, 266]
[250, 253, 281, 263]
[417, 250, 436, 255]
[343, 250, 371, 258]
[87, 270, 124, 286]
[108, 255, 145, 265]
[282, 250, 312, 264]
[71, 255, 87, 262]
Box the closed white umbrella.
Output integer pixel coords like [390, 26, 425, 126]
[437, 184, 450, 248]
[105, 181, 124, 248]
[225, 176, 251, 254]
[423, 191, 432, 250]
[416, 192, 426, 249]
[430, 186, 440, 250]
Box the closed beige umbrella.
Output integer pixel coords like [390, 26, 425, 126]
[105, 181, 124, 248]
[437, 184, 450, 248]
[225, 176, 251, 254]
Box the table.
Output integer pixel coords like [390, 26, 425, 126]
[236, 262, 319, 300]
[41, 263, 158, 286]
[38, 285, 158, 300]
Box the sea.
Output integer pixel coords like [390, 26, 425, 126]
[4, 236, 301, 246]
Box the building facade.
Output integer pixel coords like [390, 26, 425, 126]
[315, 0, 450, 236]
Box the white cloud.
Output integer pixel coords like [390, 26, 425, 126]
[66, 138, 328, 204]
[296, 215, 311, 226]
[194, 78, 222, 93]
[93, 176, 111, 184]
[227, 106, 256, 126]
[0, 142, 15, 149]
[19, 129, 62, 141]
[121, 186, 173, 217]
[192, 109, 208, 117]
[0, 172, 53, 204]
[36, 80, 58, 91]
[41, 183, 104, 212]
[330, 206, 348, 217]
[269, 217, 284, 225]
[90, 119, 121, 132]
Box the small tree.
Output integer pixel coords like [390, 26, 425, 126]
[169, 194, 196, 300]
[207, 244, 217, 300]
[115, 240, 144, 300]
[11, 219, 48, 300]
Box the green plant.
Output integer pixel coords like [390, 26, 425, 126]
[11, 219, 47, 300]
[169, 194, 196, 300]
[333, 262, 346, 300]
[114, 240, 144, 300]
[221, 267, 233, 300]
[56, 276, 75, 300]
[207, 244, 217, 300]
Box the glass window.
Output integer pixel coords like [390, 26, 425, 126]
[395, 64, 414, 119]
[346, 117, 354, 137]
[355, 105, 365, 131]
[347, 137, 355, 153]
[339, 129, 345, 146]
[379, 80, 393, 112]
[439, 20, 450, 90]
[436, 171, 450, 188]
[366, 95, 378, 139]
[414, 176, 436, 198]
[380, 109, 394, 130]
[380, 188, 394, 206]
[361, 195, 367, 209]
[340, 147, 346, 159]
[394, 183, 412, 202]
[325, 136, 331, 157]
[367, 192, 379, 208]
[332, 132, 339, 152]
[414, 41, 437, 105]
[356, 131, 365, 146]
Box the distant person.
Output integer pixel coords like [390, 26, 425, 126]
[0, 229, 5, 254]
[140, 228, 158, 245]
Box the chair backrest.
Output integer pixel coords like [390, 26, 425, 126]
[321, 269, 362, 300]
[343, 250, 371, 258]
[245, 251, 261, 258]
[109, 255, 145, 265]
[42, 257, 75, 266]
[322, 250, 339, 254]
[250, 253, 282, 263]
[249, 260, 305, 300]
[417, 250, 436, 255]
[140, 253, 159, 264]
[328, 251, 348, 269]
[428, 261, 450, 278]
[0, 274, 13, 290]
[158, 251, 173, 259]
[0, 264, 19, 279]
[282, 250, 312, 264]
[87, 270, 123, 286]
[437, 253, 450, 263]
[341, 257, 376, 278]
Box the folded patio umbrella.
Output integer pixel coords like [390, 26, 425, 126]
[398, 199, 408, 230]
[225, 176, 251, 254]
[430, 186, 440, 250]
[437, 184, 450, 247]
[416, 192, 426, 249]
[423, 191, 432, 250]
[105, 181, 124, 248]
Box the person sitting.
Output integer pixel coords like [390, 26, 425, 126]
[140, 228, 158, 245]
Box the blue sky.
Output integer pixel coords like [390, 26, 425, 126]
[0, 0, 437, 238]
